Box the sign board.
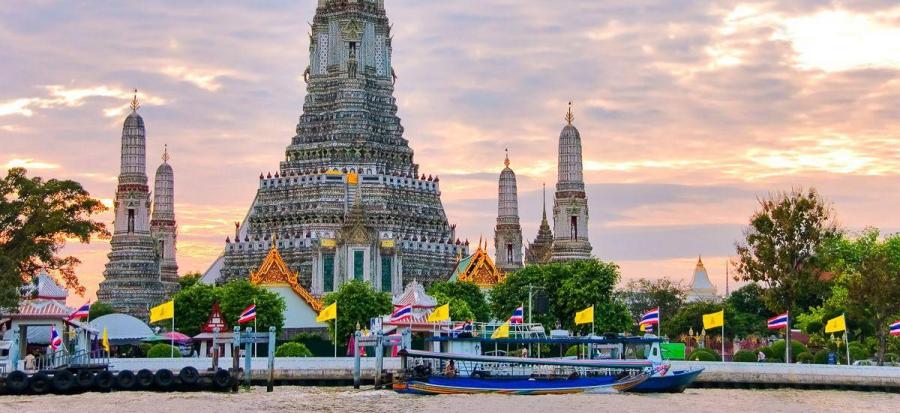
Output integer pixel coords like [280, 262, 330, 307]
[827, 352, 837, 365]
[661, 343, 686, 360]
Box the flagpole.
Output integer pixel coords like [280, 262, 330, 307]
[843, 313, 850, 365]
[171, 313, 175, 358]
[334, 305, 338, 358]
[785, 311, 790, 363]
[721, 324, 725, 362]
[253, 298, 258, 358]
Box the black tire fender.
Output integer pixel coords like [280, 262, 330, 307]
[5, 370, 29, 394]
[153, 369, 175, 389]
[29, 372, 51, 394]
[136, 369, 154, 388]
[211, 368, 231, 389]
[95, 370, 114, 391]
[76, 370, 95, 388]
[179, 366, 200, 386]
[115, 370, 136, 390]
[51, 370, 76, 393]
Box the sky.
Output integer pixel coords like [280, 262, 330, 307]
[2, 0, 900, 305]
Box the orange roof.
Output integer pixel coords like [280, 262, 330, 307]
[250, 243, 324, 312]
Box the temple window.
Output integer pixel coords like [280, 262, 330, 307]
[127, 208, 135, 233]
[159, 240, 165, 259]
[506, 244, 513, 263]
[353, 250, 364, 280]
[381, 255, 392, 292]
[323, 254, 335, 292]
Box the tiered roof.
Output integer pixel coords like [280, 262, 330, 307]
[392, 280, 437, 309]
[449, 239, 505, 288]
[250, 242, 324, 312]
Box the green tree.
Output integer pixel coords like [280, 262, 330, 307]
[147, 343, 181, 358]
[178, 272, 202, 289]
[734, 188, 838, 362]
[427, 280, 490, 321]
[490, 260, 631, 334]
[666, 301, 722, 338]
[218, 279, 286, 334]
[274, 342, 313, 357]
[322, 280, 392, 346]
[172, 282, 221, 337]
[88, 301, 116, 320]
[616, 277, 686, 336]
[724, 283, 773, 337]
[822, 229, 900, 365]
[431, 291, 475, 321]
[0, 168, 109, 309]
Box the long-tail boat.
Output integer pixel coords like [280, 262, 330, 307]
[393, 349, 651, 395]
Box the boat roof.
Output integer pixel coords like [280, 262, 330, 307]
[400, 349, 652, 369]
[427, 334, 665, 345]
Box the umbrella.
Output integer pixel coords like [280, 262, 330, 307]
[143, 331, 192, 343]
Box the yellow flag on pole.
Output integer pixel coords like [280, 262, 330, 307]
[703, 310, 724, 329]
[149, 300, 174, 323]
[101, 327, 110, 353]
[427, 303, 450, 322]
[825, 314, 846, 333]
[316, 302, 337, 322]
[491, 320, 510, 339]
[575, 305, 594, 325]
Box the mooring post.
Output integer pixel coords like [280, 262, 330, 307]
[232, 325, 241, 392]
[244, 327, 253, 388]
[353, 330, 362, 389]
[212, 327, 219, 370]
[267, 326, 276, 392]
[374, 330, 384, 389]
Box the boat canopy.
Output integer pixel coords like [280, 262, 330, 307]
[400, 349, 652, 370]
[427, 334, 665, 346]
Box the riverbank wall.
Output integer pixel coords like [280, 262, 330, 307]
[672, 361, 900, 391]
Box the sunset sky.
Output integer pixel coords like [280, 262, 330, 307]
[3, 1, 900, 305]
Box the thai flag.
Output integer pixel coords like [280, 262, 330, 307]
[767, 312, 789, 330]
[642, 323, 654, 332]
[891, 320, 900, 336]
[238, 304, 256, 324]
[50, 326, 63, 350]
[390, 304, 413, 322]
[509, 306, 524, 324]
[68, 303, 90, 321]
[641, 307, 660, 325]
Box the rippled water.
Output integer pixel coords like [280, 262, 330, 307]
[1, 387, 898, 413]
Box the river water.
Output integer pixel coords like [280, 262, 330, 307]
[1, 387, 897, 413]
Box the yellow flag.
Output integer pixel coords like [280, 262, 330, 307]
[427, 303, 450, 322]
[639, 323, 648, 332]
[703, 310, 724, 329]
[101, 327, 110, 353]
[491, 320, 510, 339]
[317, 302, 337, 322]
[149, 300, 174, 323]
[575, 305, 594, 325]
[825, 314, 846, 333]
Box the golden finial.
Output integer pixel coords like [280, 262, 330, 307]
[565, 101, 574, 125]
[162, 144, 170, 163]
[504, 148, 510, 168]
[130, 88, 140, 112]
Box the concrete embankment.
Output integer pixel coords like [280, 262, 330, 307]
[108, 357, 401, 384]
[672, 361, 900, 391]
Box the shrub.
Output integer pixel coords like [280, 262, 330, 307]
[757, 346, 775, 360]
[138, 343, 152, 356]
[796, 352, 814, 364]
[769, 340, 808, 362]
[274, 342, 313, 357]
[687, 348, 720, 361]
[813, 350, 832, 364]
[147, 343, 181, 358]
[565, 345, 585, 357]
[733, 350, 757, 362]
[848, 342, 870, 362]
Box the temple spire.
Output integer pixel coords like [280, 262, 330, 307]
[565, 101, 574, 125]
[542, 182, 547, 220]
[130, 88, 140, 112]
[162, 144, 170, 163]
[504, 148, 510, 168]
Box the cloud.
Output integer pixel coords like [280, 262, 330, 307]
[0, 85, 166, 118]
[159, 65, 238, 92]
[3, 158, 60, 170]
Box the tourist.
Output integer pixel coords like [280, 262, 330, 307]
[23, 352, 35, 371]
[757, 350, 766, 362]
[521, 347, 529, 358]
[444, 360, 457, 377]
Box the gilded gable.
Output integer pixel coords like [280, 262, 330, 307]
[251, 245, 324, 312]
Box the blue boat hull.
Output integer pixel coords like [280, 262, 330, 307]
[628, 368, 704, 393]
[394, 374, 649, 395]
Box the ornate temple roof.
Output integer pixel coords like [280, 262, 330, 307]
[250, 242, 324, 312]
[449, 239, 506, 288]
[20, 270, 68, 300]
[392, 279, 437, 309]
[525, 183, 554, 265]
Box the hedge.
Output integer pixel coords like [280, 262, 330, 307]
[147, 343, 181, 358]
[687, 348, 720, 361]
[732, 350, 757, 362]
[769, 340, 808, 362]
[275, 342, 313, 357]
[796, 352, 814, 364]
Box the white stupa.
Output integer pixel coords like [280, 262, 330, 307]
[686, 256, 719, 302]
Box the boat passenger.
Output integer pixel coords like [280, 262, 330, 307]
[757, 350, 766, 362]
[521, 347, 528, 358]
[444, 360, 457, 377]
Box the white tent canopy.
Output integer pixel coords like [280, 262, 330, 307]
[90, 314, 155, 344]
